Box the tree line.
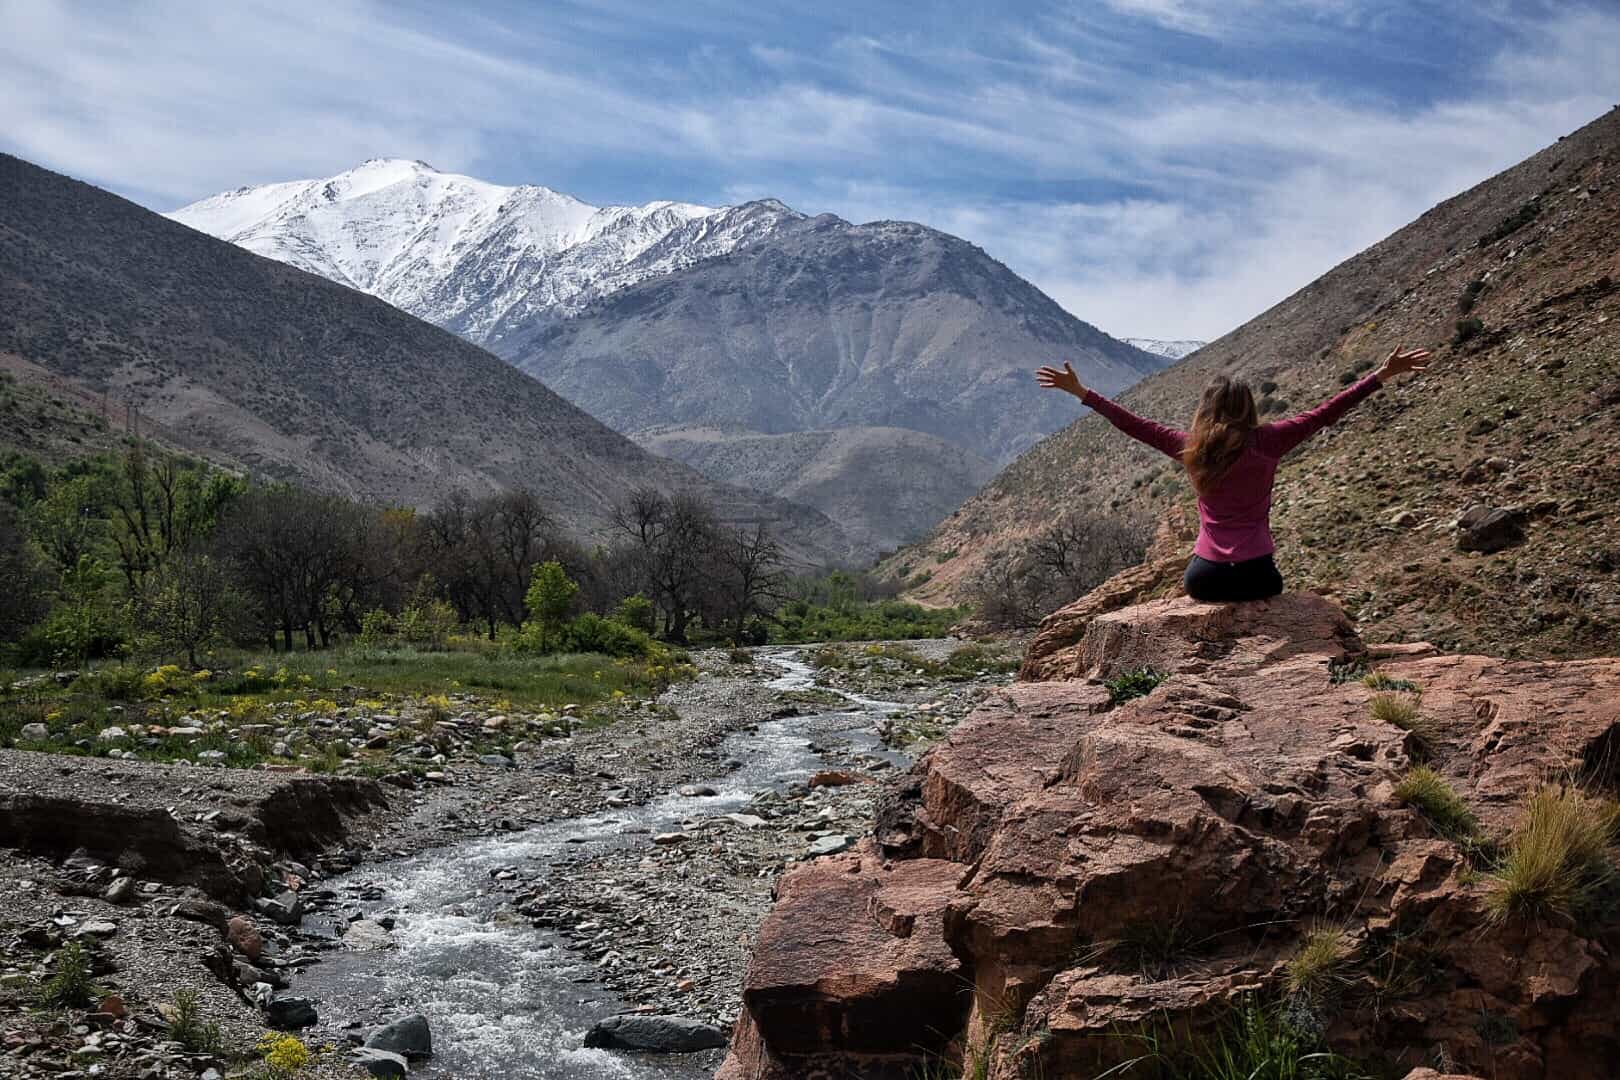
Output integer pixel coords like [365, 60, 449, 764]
[1, 444, 801, 666]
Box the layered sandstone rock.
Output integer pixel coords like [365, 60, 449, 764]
[719, 593, 1620, 1079]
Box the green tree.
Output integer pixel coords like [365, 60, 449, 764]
[614, 593, 656, 635]
[136, 550, 238, 668]
[524, 560, 578, 653]
[0, 501, 53, 643]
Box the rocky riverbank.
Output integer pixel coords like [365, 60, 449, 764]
[1, 638, 1021, 1078]
[719, 595, 1620, 1080]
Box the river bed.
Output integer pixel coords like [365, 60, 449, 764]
[292, 650, 910, 1078]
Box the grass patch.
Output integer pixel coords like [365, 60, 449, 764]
[1361, 672, 1419, 693]
[1286, 926, 1352, 998]
[1101, 999, 1369, 1079]
[38, 941, 98, 1008]
[1368, 693, 1437, 757]
[1105, 667, 1168, 706]
[1327, 658, 1368, 686]
[168, 988, 226, 1055]
[1394, 767, 1480, 844]
[1485, 784, 1619, 925]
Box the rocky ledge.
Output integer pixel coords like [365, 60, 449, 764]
[717, 593, 1620, 1079]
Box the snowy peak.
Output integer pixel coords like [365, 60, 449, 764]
[1123, 338, 1206, 361]
[168, 161, 789, 343]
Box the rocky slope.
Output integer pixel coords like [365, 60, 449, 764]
[718, 592, 1620, 1080]
[509, 213, 1165, 465]
[889, 106, 1620, 659]
[635, 425, 997, 554]
[0, 154, 853, 561]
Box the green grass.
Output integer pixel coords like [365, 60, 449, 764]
[1394, 767, 1480, 844]
[809, 641, 1017, 680]
[1486, 785, 1619, 925]
[1105, 667, 1168, 706]
[1368, 693, 1437, 757]
[38, 941, 98, 1008]
[168, 988, 227, 1055]
[1286, 926, 1352, 997]
[1100, 1000, 1370, 1079]
[1361, 672, 1419, 693]
[1, 642, 692, 767]
[770, 598, 966, 644]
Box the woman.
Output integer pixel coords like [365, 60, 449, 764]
[1035, 346, 1431, 603]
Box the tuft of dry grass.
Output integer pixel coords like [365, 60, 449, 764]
[1394, 767, 1479, 844]
[1486, 785, 1620, 925]
[1286, 924, 1353, 997]
[1370, 693, 1439, 756]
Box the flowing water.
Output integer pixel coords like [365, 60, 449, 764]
[294, 649, 908, 1078]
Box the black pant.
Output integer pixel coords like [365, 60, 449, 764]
[1183, 553, 1284, 603]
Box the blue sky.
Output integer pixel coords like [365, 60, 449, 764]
[4, 0, 1619, 340]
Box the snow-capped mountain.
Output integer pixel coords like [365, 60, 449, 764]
[1122, 338, 1206, 360]
[167, 159, 803, 344]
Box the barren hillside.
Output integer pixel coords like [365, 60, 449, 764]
[885, 107, 1620, 658]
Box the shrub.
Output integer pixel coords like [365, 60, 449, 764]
[357, 607, 394, 645]
[81, 664, 148, 701]
[1486, 785, 1619, 924]
[1477, 196, 1542, 248]
[1107, 999, 1369, 1079]
[1286, 926, 1352, 997]
[1458, 278, 1486, 314]
[614, 593, 656, 635]
[1105, 667, 1167, 705]
[258, 1032, 311, 1077]
[1395, 767, 1479, 844]
[396, 598, 458, 647]
[563, 613, 653, 657]
[524, 560, 578, 652]
[169, 988, 225, 1054]
[1362, 672, 1418, 693]
[1453, 317, 1485, 346]
[38, 941, 97, 1008]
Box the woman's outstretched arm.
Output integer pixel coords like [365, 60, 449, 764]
[1258, 345, 1431, 457]
[1036, 361, 1186, 460]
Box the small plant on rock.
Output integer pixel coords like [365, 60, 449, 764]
[1395, 767, 1479, 844]
[38, 940, 97, 1008]
[1486, 784, 1619, 925]
[1362, 672, 1419, 693]
[1105, 667, 1167, 706]
[1286, 925, 1352, 998]
[1369, 693, 1437, 756]
[169, 988, 226, 1055]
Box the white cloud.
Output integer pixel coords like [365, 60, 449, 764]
[3, 0, 1619, 341]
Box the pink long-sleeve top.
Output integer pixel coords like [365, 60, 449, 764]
[1080, 374, 1383, 563]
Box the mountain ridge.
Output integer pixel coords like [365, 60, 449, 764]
[0, 153, 854, 563]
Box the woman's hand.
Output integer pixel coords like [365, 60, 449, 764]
[1036, 361, 1088, 398]
[1375, 345, 1432, 384]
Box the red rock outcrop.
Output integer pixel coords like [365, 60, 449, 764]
[719, 593, 1620, 1079]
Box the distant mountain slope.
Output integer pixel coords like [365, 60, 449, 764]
[1123, 338, 1206, 361]
[888, 107, 1620, 659]
[635, 425, 997, 555]
[0, 154, 853, 562]
[510, 214, 1166, 464]
[168, 160, 802, 346]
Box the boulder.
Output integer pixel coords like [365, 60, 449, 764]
[719, 593, 1620, 1080]
[342, 919, 395, 951]
[582, 1013, 726, 1053]
[352, 1048, 408, 1077]
[18, 722, 48, 742]
[226, 915, 263, 961]
[264, 995, 318, 1030]
[364, 1013, 432, 1059]
[1456, 504, 1525, 553]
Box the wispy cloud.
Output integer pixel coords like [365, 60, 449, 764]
[2, 0, 1617, 340]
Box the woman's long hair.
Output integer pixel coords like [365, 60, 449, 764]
[1182, 376, 1258, 493]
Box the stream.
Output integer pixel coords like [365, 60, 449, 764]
[292, 649, 909, 1078]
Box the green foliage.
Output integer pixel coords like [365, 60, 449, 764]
[168, 988, 226, 1055]
[1361, 672, 1419, 693]
[1326, 658, 1367, 686]
[395, 597, 458, 647]
[561, 612, 654, 657]
[1102, 1000, 1368, 1079]
[1286, 927, 1351, 997]
[1453, 317, 1485, 346]
[524, 560, 578, 653]
[135, 551, 237, 667]
[38, 941, 97, 1008]
[1458, 277, 1486, 314]
[772, 587, 966, 643]
[1486, 784, 1619, 925]
[1394, 767, 1480, 844]
[1105, 667, 1168, 705]
[614, 593, 656, 635]
[357, 607, 394, 645]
